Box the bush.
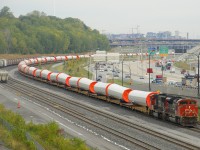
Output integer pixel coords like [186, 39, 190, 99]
[0, 103, 90, 150]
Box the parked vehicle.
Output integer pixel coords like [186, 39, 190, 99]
[125, 74, 131, 78]
[167, 81, 176, 85]
[152, 79, 163, 84]
[166, 62, 172, 70]
[113, 74, 119, 77]
[139, 76, 144, 79]
[181, 69, 186, 74]
[175, 82, 182, 87]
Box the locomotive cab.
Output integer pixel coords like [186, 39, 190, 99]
[176, 99, 198, 126]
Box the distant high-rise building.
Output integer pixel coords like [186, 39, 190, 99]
[157, 31, 171, 39]
[146, 32, 157, 39]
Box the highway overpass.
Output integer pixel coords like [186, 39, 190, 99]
[109, 39, 200, 53]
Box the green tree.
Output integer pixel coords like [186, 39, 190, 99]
[0, 7, 110, 54]
[0, 6, 14, 18]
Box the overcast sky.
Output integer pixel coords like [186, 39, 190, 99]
[1, 0, 200, 38]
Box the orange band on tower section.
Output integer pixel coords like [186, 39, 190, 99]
[105, 83, 112, 96]
[47, 72, 52, 81]
[23, 67, 26, 73]
[122, 89, 132, 103]
[146, 92, 159, 108]
[40, 70, 44, 78]
[77, 78, 82, 88]
[54, 56, 57, 62]
[56, 73, 62, 81]
[27, 67, 30, 73]
[65, 77, 71, 87]
[89, 82, 97, 93]
[33, 69, 37, 77]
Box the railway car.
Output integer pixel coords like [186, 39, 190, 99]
[56, 73, 71, 86]
[0, 59, 7, 67]
[17, 55, 199, 126]
[0, 60, 4, 67]
[0, 70, 8, 82]
[68, 77, 81, 88]
[35, 69, 42, 78]
[50, 72, 60, 83]
[41, 70, 52, 80]
[28, 67, 37, 76]
[24, 66, 30, 74]
[93, 82, 112, 96]
[107, 84, 132, 103]
[78, 78, 97, 93]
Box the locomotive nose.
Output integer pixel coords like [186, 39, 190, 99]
[184, 106, 195, 116]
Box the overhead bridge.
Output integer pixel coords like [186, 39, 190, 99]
[109, 39, 200, 53]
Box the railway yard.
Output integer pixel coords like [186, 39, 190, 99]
[0, 56, 199, 150]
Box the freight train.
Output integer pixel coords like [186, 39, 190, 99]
[16, 55, 198, 126]
[0, 58, 29, 67]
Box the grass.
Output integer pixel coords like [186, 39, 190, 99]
[0, 104, 90, 150]
[54, 58, 92, 78]
[0, 124, 33, 150]
[107, 79, 132, 87]
[40, 64, 54, 70]
[174, 61, 194, 71]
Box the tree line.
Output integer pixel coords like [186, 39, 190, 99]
[0, 6, 110, 54]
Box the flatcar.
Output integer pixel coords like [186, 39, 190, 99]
[17, 55, 199, 126]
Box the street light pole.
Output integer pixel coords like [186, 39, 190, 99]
[188, 52, 200, 96]
[149, 53, 151, 91]
[198, 54, 199, 96]
[88, 63, 89, 79]
[96, 63, 98, 81]
[162, 65, 163, 77]
[122, 60, 124, 86]
[149, 50, 154, 91]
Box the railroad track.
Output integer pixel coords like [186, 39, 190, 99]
[6, 78, 158, 150]
[5, 77, 200, 150]
[190, 127, 200, 133]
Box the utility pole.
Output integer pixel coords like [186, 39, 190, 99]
[131, 25, 140, 38]
[122, 60, 124, 86]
